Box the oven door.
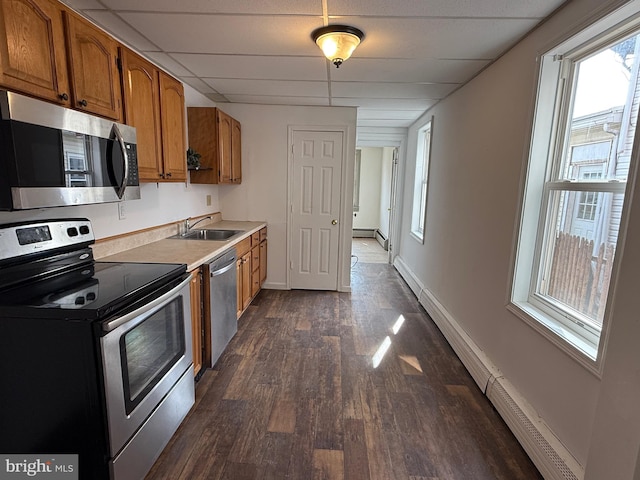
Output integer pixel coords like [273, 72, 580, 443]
[100, 273, 193, 457]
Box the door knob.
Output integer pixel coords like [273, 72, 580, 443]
[331, 219, 338, 225]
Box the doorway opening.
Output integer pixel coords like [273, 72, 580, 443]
[351, 146, 399, 264]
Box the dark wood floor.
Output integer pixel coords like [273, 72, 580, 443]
[146, 263, 542, 480]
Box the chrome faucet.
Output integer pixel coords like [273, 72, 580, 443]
[184, 216, 212, 234]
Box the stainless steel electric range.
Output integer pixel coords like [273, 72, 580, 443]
[0, 219, 195, 480]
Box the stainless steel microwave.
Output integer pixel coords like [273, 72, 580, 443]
[0, 90, 140, 210]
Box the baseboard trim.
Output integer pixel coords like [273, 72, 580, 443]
[393, 255, 584, 480]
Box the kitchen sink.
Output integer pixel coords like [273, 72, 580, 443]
[169, 229, 245, 241]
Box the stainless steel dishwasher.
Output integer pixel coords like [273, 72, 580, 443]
[205, 249, 238, 367]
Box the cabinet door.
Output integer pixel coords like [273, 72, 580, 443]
[251, 245, 260, 297]
[241, 251, 252, 311]
[231, 118, 242, 183]
[187, 107, 219, 184]
[121, 48, 163, 182]
[64, 11, 121, 120]
[259, 239, 267, 285]
[217, 109, 233, 183]
[159, 71, 186, 182]
[0, 0, 70, 105]
[189, 269, 203, 378]
[236, 257, 243, 319]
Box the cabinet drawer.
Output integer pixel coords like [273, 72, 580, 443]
[251, 268, 260, 297]
[251, 246, 259, 270]
[259, 227, 267, 242]
[251, 232, 260, 246]
[235, 237, 251, 257]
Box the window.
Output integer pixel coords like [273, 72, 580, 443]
[411, 118, 433, 242]
[511, 9, 640, 367]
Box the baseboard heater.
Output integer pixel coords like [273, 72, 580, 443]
[352, 228, 375, 238]
[375, 230, 388, 251]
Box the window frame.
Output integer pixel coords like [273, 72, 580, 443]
[410, 117, 433, 243]
[509, 7, 640, 374]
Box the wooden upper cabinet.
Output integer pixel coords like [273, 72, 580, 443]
[217, 109, 233, 183]
[120, 48, 163, 181]
[158, 71, 186, 182]
[0, 0, 121, 119]
[64, 10, 121, 120]
[231, 118, 242, 184]
[121, 48, 186, 182]
[188, 107, 242, 185]
[0, 0, 70, 105]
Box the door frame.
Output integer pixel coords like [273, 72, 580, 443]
[287, 125, 354, 292]
[355, 129, 408, 266]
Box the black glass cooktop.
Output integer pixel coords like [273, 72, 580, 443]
[0, 261, 186, 320]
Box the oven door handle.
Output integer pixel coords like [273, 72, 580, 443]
[102, 273, 192, 333]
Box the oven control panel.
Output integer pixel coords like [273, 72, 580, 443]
[0, 218, 94, 261]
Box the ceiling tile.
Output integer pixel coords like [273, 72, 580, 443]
[204, 79, 328, 97]
[332, 98, 438, 110]
[357, 118, 418, 128]
[82, 11, 158, 51]
[332, 82, 457, 99]
[180, 77, 221, 95]
[143, 52, 194, 77]
[329, 0, 565, 18]
[357, 109, 424, 120]
[171, 54, 328, 81]
[331, 57, 490, 84]
[223, 95, 330, 106]
[119, 13, 324, 56]
[101, 0, 322, 15]
[339, 16, 539, 60]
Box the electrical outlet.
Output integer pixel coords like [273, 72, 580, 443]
[118, 203, 126, 220]
[206, 194, 212, 206]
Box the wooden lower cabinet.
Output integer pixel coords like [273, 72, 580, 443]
[189, 268, 203, 378]
[236, 227, 267, 319]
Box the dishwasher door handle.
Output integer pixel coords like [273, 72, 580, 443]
[210, 261, 236, 277]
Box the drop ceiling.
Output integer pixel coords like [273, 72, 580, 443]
[61, 0, 568, 128]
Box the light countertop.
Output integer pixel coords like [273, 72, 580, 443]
[100, 220, 266, 271]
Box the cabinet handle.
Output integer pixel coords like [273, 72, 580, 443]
[79, 99, 88, 107]
[166, 172, 172, 177]
[58, 92, 69, 101]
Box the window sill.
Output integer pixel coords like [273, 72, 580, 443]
[507, 301, 602, 377]
[410, 230, 424, 244]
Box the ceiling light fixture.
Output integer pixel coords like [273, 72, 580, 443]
[312, 25, 364, 68]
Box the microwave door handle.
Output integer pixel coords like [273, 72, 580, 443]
[111, 123, 129, 199]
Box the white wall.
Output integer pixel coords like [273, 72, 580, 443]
[353, 147, 383, 231]
[213, 103, 358, 291]
[396, 0, 637, 476]
[0, 182, 220, 239]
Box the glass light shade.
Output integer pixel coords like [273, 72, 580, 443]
[312, 25, 364, 67]
[316, 32, 361, 65]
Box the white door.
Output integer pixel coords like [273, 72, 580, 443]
[290, 130, 343, 290]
